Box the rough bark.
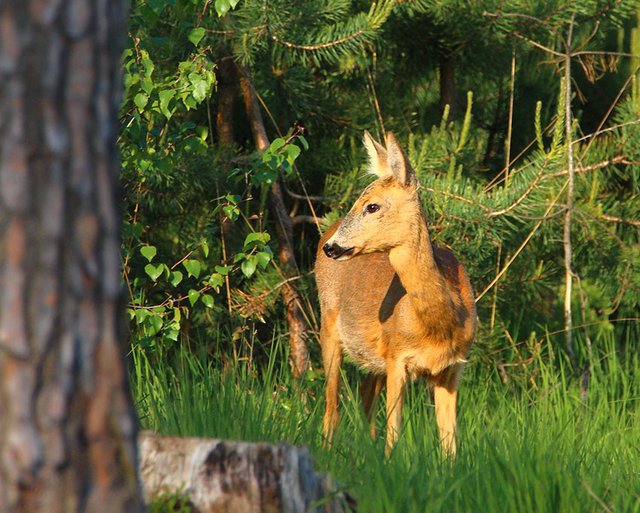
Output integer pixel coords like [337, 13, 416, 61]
[237, 64, 310, 378]
[0, 2, 143, 512]
[139, 432, 351, 513]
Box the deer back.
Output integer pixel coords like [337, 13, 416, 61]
[316, 219, 476, 376]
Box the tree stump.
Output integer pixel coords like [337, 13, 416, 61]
[139, 432, 352, 513]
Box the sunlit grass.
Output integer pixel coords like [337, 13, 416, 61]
[132, 331, 640, 513]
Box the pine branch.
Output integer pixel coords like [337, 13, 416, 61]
[488, 157, 550, 218]
[271, 29, 367, 51]
[598, 214, 640, 227]
[476, 181, 569, 302]
[422, 187, 490, 213]
[511, 31, 564, 58]
[547, 155, 626, 177]
[261, 0, 395, 65]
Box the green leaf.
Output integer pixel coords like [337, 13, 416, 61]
[244, 232, 260, 246]
[215, 265, 232, 276]
[165, 328, 179, 342]
[135, 309, 149, 323]
[151, 305, 166, 315]
[141, 77, 154, 94]
[190, 76, 209, 103]
[138, 336, 154, 350]
[147, 0, 165, 15]
[252, 166, 278, 185]
[201, 294, 214, 308]
[256, 251, 271, 269]
[140, 245, 157, 262]
[183, 93, 197, 110]
[148, 314, 163, 335]
[188, 289, 200, 306]
[222, 204, 239, 221]
[140, 52, 154, 76]
[201, 239, 209, 258]
[134, 92, 149, 110]
[145, 263, 163, 282]
[170, 270, 183, 287]
[188, 27, 206, 46]
[286, 144, 301, 162]
[158, 89, 175, 119]
[215, 0, 231, 16]
[269, 138, 286, 152]
[196, 126, 209, 142]
[241, 257, 257, 278]
[208, 273, 224, 289]
[183, 259, 201, 279]
[244, 232, 270, 247]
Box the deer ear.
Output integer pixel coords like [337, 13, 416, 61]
[385, 132, 415, 187]
[363, 130, 391, 179]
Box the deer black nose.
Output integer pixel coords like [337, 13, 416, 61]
[323, 243, 337, 258]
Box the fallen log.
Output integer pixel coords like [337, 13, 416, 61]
[138, 432, 352, 513]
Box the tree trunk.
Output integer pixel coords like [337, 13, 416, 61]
[0, 2, 143, 512]
[237, 64, 271, 151]
[439, 53, 456, 119]
[482, 78, 505, 167]
[139, 432, 351, 513]
[216, 58, 236, 147]
[563, 17, 577, 368]
[237, 64, 310, 379]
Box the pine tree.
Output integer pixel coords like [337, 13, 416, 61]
[122, 0, 396, 377]
[0, 1, 143, 511]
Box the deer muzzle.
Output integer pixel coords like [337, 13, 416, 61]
[323, 242, 354, 260]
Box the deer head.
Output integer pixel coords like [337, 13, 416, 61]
[323, 132, 421, 261]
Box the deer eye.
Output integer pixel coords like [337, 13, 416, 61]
[365, 203, 380, 214]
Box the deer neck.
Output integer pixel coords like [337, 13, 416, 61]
[387, 212, 450, 315]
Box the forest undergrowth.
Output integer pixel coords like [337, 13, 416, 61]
[133, 325, 640, 513]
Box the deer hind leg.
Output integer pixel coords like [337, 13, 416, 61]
[360, 374, 384, 439]
[430, 362, 464, 457]
[320, 311, 342, 445]
[385, 358, 407, 454]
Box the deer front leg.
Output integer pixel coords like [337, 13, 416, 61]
[431, 362, 464, 457]
[385, 359, 407, 454]
[320, 313, 342, 445]
[360, 374, 384, 439]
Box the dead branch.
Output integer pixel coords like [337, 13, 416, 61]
[599, 214, 640, 227]
[271, 30, 367, 52]
[476, 181, 568, 302]
[488, 158, 550, 218]
[293, 215, 321, 225]
[562, 14, 577, 366]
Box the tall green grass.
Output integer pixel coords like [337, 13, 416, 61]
[132, 331, 640, 513]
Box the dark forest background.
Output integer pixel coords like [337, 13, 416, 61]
[121, 0, 640, 392]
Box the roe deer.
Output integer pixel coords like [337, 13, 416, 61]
[315, 132, 476, 455]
